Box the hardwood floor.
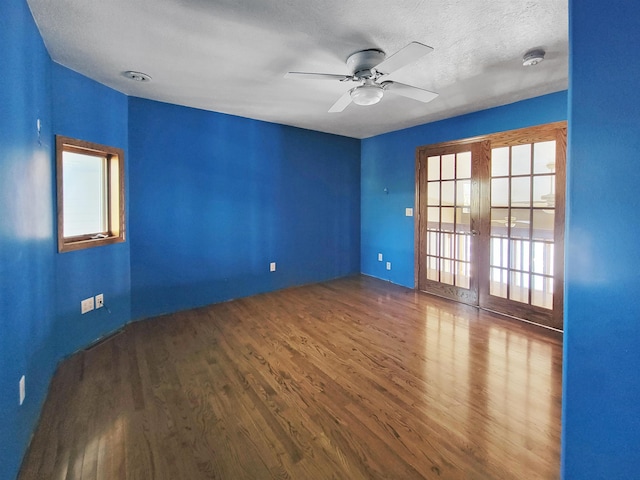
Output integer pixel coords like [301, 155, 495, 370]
[19, 276, 562, 479]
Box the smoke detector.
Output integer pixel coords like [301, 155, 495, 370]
[522, 49, 545, 67]
[123, 70, 152, 82]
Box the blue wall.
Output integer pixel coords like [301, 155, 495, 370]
[51, 64, 131, 356]
[129, 98, 361, 319]
[562, 1, 640, 478]
[361, 91, 568, 287]
[6, 0, 640, 478]
[0, 1, 359, 471]
[0, 1, 55, 478]
[0, 3, 133, 477]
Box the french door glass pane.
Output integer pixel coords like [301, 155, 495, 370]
[427, 185, 440, 205]
[532, 210, 554, 240]
[510, 239, 530, 271]
[427, 207, 440, 228]
[441, 258, 454, 284]
[428, 231, 439, 256]
[511, 144, 531, 175]
[511, 208, 531, 239]
[427, 256, 439, 281]
[441, 154, 456, 179]
[455, 234, 470, 262]
[490, 238, 508, 269]
[441, 207, 455, 231]
[511, 177, 531, 206]
[531, 275, 553, 309]
[442, 233, 453, 259]
[441, 181, 455, 205]
[491, 178, 509, 206]
[428, 156, 440, 180]
[491, 207, 510, 236]
[490, 267, 508, 298]
[533, 175, 555, 208]
[456, 151, 472, 178]
[492, 147, 510, 176]
[456, 261, 470, 288]
[532, 242, 554, 275]
[509, 271, 529, 303]
[533, 141, 556, 174]
[456, 179, 471, 207]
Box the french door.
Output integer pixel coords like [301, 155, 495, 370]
[415, 123, 566, 330]
[415, 140, 486, 305]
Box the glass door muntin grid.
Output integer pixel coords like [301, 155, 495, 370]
[426, 151, 472, 289]
[489, 141, 556, 309]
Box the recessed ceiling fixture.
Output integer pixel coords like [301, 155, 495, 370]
[522, 49, 545, 66]
[123, 70, 152, 82]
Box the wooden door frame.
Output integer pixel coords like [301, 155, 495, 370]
[415, 121, 567, 330]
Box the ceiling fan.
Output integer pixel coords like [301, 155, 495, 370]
[285, 42, 438, 113]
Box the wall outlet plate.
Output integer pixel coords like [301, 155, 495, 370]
[81, 297, 95, 314]
[386, 262, 392, 270]
[378, 253, 383, 261]
[270, 262, 276, 272]
[95, 293, 104, 309]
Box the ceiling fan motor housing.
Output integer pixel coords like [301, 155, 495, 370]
[346, 49, 386, 77]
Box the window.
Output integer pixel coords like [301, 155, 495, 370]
[56, 136, 125, 252]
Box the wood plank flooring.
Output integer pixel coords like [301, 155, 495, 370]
[19, 275, 562, 479]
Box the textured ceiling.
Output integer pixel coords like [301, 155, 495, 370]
[26, 0, 568, 139]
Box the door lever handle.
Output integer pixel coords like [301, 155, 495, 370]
[471, 230, 478, 236]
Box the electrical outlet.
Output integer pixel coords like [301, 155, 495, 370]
[378, 253, 383, 261]
[270, 262, 276, 272]
[19, 375, 25, 405]
[95, 293, 104, 309]
[386, 262, 392, 271]
[81, 297, 94, 314]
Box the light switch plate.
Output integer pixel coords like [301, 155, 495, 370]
[405, 207, 413, 217]
[270, 262, 276, 272]
[378, 253, 383, 261]
[19, 375, 25, 405]
[81, 297, 94, 314]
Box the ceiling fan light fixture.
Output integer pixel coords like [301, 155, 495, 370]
[350, 84, 384, 106]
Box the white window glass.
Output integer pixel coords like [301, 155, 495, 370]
[62, 151, 107, 237]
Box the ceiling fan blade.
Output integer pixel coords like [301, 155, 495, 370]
[375, 41, 434, 74]
[328, 90, 353, 113]
[385, 81, 438, 103]
[285, 71, 350, 81]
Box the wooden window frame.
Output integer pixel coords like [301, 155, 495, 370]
[56, 135, 126, 253]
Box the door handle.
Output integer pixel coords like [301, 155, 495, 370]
[471, 230, 478, 236]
